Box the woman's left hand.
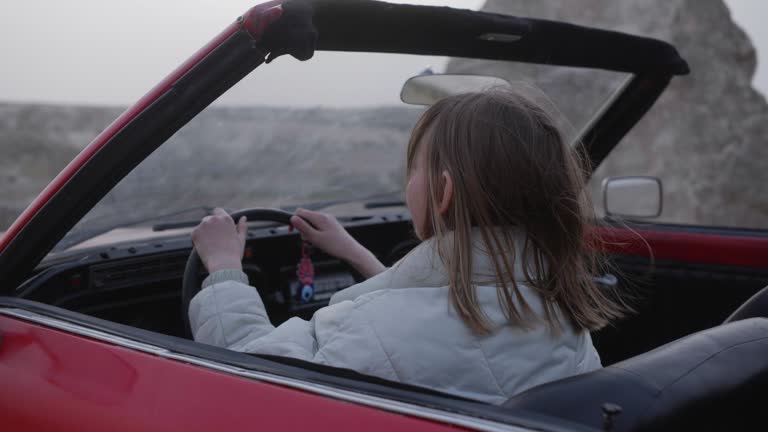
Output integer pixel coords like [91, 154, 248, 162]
[191, 208, 247, 273]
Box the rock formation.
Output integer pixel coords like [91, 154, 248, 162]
[448, 0, 768, 228]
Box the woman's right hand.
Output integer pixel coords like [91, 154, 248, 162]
[290, 209, 386, 279]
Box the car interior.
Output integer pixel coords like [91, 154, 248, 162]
[12, 210, 768, 431]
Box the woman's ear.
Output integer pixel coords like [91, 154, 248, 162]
[438, 170, 454, 215]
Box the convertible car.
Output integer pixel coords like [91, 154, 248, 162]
[2, 1, 767, 431]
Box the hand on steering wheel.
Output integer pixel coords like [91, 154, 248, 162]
[182, 207, 293, 337]
[191, 208, 248, 274]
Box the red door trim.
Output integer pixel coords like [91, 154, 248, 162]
[596, 225, 768, 268]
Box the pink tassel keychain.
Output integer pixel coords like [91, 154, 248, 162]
[296, 240, 315, 303]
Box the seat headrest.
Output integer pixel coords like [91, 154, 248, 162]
[504, 318, 768, 431]
[725, 285, 768, 323]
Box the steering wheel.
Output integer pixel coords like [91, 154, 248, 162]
[182, 208, 294, 337]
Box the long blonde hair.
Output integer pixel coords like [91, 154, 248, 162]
[406, 89, 626, 334]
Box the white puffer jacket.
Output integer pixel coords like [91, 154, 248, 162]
[189, 232, 602, 404]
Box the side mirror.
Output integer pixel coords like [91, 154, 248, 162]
[400, 74, 510, 106]
[602, 176, 662, 219]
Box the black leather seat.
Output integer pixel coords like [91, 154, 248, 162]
[724, 285, 768, 323]
[504, 318, 768, 431]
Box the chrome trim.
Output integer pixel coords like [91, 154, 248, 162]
[477, 33, 522, 43]
[0, 307, 532, 432]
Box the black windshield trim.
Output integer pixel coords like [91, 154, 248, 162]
[308, 0, 689, 75]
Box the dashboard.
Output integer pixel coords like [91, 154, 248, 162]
[17, 214, 419, 337]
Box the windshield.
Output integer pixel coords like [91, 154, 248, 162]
[47, 51, 629, 253]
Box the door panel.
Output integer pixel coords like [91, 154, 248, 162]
[0, 314, 461, 432]
[592, 224, 768, 365]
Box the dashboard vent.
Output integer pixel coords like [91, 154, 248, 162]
[89, 252, 190, 289]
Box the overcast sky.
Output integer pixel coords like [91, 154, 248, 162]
[0, 0, 764, 107]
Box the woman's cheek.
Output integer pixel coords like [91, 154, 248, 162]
[406, 176, 427, 239]
[405, 178, 414, 212]
[405, 178, 417, 227]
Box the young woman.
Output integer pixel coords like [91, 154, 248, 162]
[188, 90, 624, 404]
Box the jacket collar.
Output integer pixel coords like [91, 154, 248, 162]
[330, 228, 530, 305]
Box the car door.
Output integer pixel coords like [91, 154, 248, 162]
[589, 162, 768, 365]
[0, 309, 476, 432]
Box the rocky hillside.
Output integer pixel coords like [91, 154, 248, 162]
[449, 0, 768, 228]
[0, 104, 123, 228]
[0, 103, 421, 230]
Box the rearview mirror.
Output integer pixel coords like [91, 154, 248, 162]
[602, 176, 663, 219]
[400, 74, 511, 106]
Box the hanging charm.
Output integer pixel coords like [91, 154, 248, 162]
[296, 240, 315, 303]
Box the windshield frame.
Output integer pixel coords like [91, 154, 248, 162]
[0, 0, 688, 292]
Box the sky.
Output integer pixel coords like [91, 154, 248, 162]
[0, 0, 764, 107]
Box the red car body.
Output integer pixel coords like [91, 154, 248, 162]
[0, 313, 466, 431]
